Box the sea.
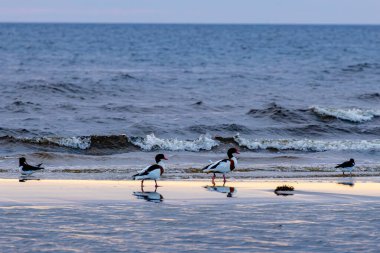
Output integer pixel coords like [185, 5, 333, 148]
[0, 23, 379, 179]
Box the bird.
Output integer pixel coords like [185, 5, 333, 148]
[202, 148, 239, 185]
[18, 157, 44, 176]
[335, 158, 355, 176]
[132, 154, 167, 187]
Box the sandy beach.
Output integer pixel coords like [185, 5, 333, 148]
[1, 178, 380, 252]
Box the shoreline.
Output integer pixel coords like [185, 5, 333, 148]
[2, 177, 380, 205]
[1, 170, 380, 181]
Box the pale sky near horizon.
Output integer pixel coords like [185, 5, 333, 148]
[1, 0, 380, 24]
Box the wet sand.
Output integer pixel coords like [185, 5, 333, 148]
[1, 178, 380, 252]
[2, 178, 380, 204]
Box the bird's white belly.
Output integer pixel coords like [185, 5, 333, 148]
[216, 165, 230, 174]
[341, 167, 354, 172]
[19, 166, 34, 175]
[136, 169, 161, 180]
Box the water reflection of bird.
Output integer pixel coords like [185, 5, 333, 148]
[204, 185, 237, 197]
[18, 177, 41, 183]
[202, 148, 239, 185]
[337, 177, 355, 187]
[133, 187, 163, 203]
[335, 158, 355, 176]
[132, 154, 167, 187]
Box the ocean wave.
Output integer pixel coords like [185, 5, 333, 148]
[17, 80, 90, 97]
[247, 103, 306, 123]
[4, 100, 42, 113]
[188, 124, 251, 134]
[111, 72, 137, 81]
[2, 132, 380, 154]
[311, 106, 380, 122]
[0, 136, 92, 150]
[130, 134, 219, 151]
[234, 135, 380, 151]
[31, 136, 92, 149]
[342, 62, 380, 72]
[358, 93, 380, 101]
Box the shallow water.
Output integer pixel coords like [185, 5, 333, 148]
[1, 179, 380, 252]
[1, 201, 380, 252]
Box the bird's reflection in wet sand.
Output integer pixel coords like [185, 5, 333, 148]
[133, 186, 164, 203]
[204, 184, 237, 198]
[337, 177, 355, 187]
[18, 175, 41, 183]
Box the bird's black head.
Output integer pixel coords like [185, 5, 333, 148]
[227, 148, 240, 159]
[155, 154, 168, 163]
[350, 158, 355, 163]
[19, 157, 26, 166]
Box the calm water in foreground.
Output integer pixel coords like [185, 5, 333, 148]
[0, 179, 379, 252]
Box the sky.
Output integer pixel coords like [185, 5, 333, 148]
[1, 0, 380, 24]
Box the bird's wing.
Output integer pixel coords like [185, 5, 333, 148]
[202, 159, 229, 172]
[335, 161, 350, 168]
[138, 164, 162, 176]
[202, 159, 221, 171]
[22, 164, 44, 171]
[138, 165, 151, 174]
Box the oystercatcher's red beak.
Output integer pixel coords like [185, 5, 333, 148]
[236, 150, 240, 154]
[164, 155, 168, 160]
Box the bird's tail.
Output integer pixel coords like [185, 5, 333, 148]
[202, 167, 210, 173]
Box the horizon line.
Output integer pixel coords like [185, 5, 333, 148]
[1, 21, 380, 26]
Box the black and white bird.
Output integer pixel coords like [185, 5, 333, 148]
[18, 157, 44, 176]
[202, 148, 239, 185]
[335, 158, 355, 176]
[132, 154, 168, 187]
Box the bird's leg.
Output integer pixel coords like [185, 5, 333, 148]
[155, 180, 158, 187]
[223, 174, 226, 184]
[212, 173, 216, 186]
[141, 180, 144, 188]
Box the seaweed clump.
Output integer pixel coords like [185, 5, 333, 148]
[275, 185, 294, 191]
[274, 185, 295, 196]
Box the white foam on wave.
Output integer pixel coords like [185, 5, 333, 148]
[311, 106, 380, 122]
[234, 135, 380, 151]
[131, 133, 219, 151]
[33, 136, 91, 150]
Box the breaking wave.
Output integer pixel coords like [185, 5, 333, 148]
[234, 135, 380, 152]
[130, 134, 218, 151]
[311, 106, 380, 123]
[26, 136, 92, 149]
[1, 134, 220, 152]
[2, 132, 380, 154]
